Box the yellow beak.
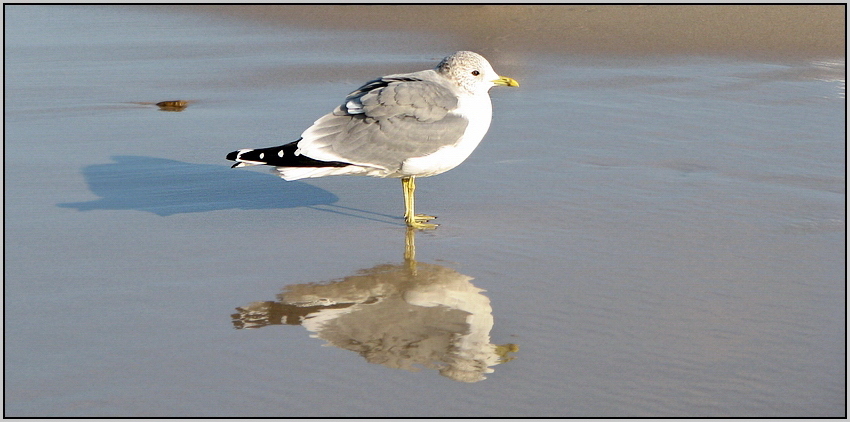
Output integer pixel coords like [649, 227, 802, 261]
[492, 76, 520, 87]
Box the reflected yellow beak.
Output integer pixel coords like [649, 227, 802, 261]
[492, 76, 520, 87]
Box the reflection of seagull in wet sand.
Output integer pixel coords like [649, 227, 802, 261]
[226, 51, 518, 229]
[232, 229, 518, 383]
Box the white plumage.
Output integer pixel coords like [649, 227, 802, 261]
[226, 51, 518, 229]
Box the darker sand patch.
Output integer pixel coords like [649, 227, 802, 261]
[173, 5, 844, 61]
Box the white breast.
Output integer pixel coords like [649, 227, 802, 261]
[400, 93, 493, 177]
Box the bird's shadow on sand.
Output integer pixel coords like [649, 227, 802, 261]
[58, 156, 339, 216]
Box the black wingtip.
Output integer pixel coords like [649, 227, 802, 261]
[225, 141, 350, 169]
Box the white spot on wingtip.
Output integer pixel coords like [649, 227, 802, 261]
[278, 150, 284, 157]
[259, 153, 265, 160]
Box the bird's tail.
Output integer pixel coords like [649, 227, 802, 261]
[226, 140, 349, 169]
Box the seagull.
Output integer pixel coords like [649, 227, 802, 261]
[226, 51, 518, 229]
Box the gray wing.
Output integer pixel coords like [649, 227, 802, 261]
[297, 71, 469, 171]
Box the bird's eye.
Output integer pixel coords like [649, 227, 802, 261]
[471, 70, 480, 76]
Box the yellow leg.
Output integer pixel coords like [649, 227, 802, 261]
[404, 227, 418, 273]
[401, 176, 437, 229]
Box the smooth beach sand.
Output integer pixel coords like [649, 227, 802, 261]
[4, 5, 844, 416]
[186, 5, 845, 60]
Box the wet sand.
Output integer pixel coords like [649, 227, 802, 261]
[4, 5, 845, 417]
[185, 5, 845, 60]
